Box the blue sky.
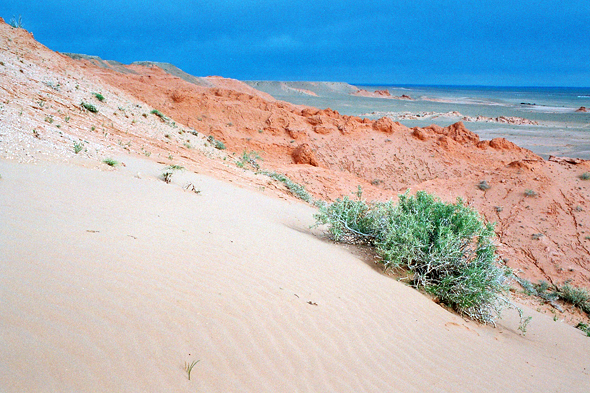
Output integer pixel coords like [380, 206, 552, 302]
[3, 0, 590, 86]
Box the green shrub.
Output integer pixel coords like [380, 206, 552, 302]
[81, 102, 98, 113]
[314, 191, 510, 324]
[94, 92, 105, 101]
[524, 189, 538, 197]
[580, 172, 590, 180]
[557, 284, 590, 313]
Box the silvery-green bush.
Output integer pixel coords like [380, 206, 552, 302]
[315, 191, 510, 324]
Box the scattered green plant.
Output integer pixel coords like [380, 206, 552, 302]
[44, 81, 61, 91]
[184, 360, 200, 380]
[524, 189, 538, 197]
[64, 116, 70, 123]
[73, 141, 84, 154]
[102, 158, 119, 167]
[207, 135, 226, 150]
[518, 315, 533, 335]
[93, 92, 105, 101]
[580, 172, 590, 180]
[314, 191, 511, 325]
[9, 15, 24, 29]
[259, 171, 313, 203]
[32, 129, 40, 138]
[151, 109, 167, 121]
[576, 322, 590, 337]
[477, 180, 491, 191]
[531, 233, 544, 240]
[237, 150, 261, 170]
[81, 102, 98, 113]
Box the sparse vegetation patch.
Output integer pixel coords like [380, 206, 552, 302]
[259, 171, 312, 203]
[577, 322, 590, 337]
[93, 92, 105, 102]
[237, 150, 261, 170]
[162, 165, 184, 183]
[580, 172, 590, 180]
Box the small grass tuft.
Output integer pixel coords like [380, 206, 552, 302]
[93, 93, 105, 102]
[524, 189, 538, 197]
[102, 158, 119, 167]
[580, 172, 590, 180]
[9, 15, 24, 29]
[81, 102, 98, 113]
[73, 141, 84, 154]
[184, 360, 200, 380]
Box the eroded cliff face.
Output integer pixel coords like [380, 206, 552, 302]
[2, 18, 590, 294]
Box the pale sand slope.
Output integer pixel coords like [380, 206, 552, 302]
[1, 158, 589, 392]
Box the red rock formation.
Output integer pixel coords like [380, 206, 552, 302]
[575, 106, 588, 112]
[292, 143, 319, 166]
[372, 117, 405, 133]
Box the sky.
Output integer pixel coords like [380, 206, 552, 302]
[3, 0, 590, 86]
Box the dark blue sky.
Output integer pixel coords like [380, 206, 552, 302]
[4, 0, 590, 86]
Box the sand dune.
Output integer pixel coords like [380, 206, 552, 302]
[1, 159, 589, 392]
